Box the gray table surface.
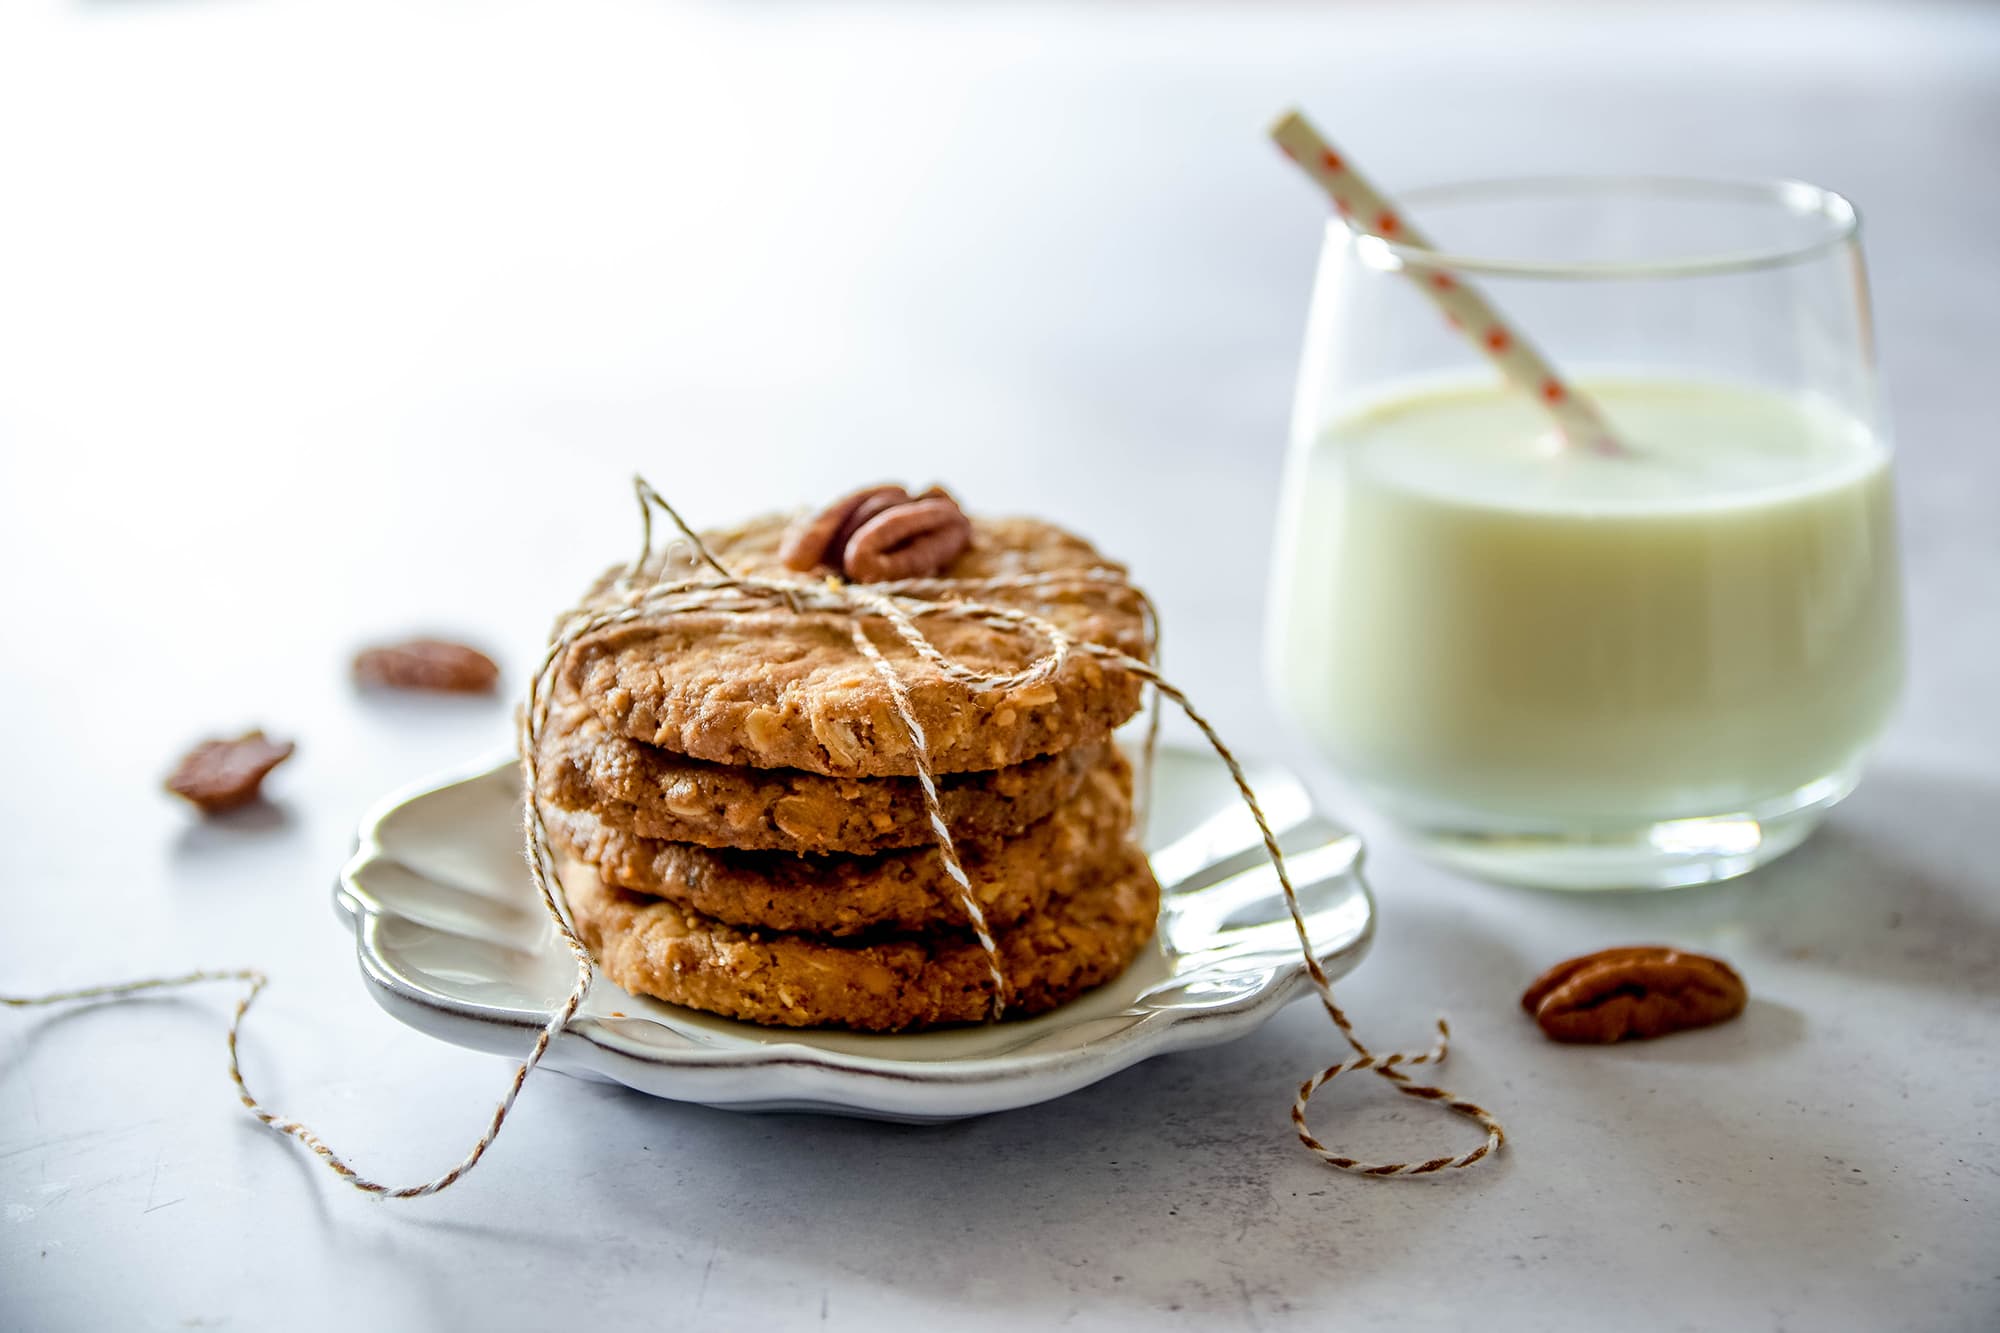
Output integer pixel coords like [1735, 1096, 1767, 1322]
[2, 2, 1995, 1330]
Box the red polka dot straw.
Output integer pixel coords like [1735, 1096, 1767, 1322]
[1269, 109, 1626, 455]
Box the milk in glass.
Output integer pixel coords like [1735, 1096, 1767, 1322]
[1268, 375, 1903, 829]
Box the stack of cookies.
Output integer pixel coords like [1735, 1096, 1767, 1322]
[532, 491, 1160, 1032]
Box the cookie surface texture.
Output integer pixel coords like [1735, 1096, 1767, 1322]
[563, 514, 1149, 776]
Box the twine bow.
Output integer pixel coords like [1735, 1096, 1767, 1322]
[3, 477, 1503, 1196]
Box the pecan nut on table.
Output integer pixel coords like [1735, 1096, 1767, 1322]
[1521, 946, 1748, 1043]
[164, 730, 296, 815]
[353, 638, 500, 693]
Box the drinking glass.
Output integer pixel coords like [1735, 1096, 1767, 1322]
[1266, 177, 1904, 889]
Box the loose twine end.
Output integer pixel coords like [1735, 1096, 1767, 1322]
[3, 478, 1503, 1196]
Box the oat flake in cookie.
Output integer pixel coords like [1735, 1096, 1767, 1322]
[563, 512, 1150, 777]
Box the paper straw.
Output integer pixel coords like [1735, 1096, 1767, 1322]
[1270, 109, 1625, 455]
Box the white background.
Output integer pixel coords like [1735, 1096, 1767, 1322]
[1, 2, 1995, 1330]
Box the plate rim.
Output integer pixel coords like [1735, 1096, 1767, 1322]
[335, 747, 1374, 1096]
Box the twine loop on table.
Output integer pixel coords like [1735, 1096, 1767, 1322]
[2, 475, 1502, 1196]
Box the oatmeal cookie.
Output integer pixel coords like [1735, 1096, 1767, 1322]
[561, 846, 1161, 1031]
[534, 698, 1108, 854]
[543, 749, 1133, 936]
[561, 513, 1149, 777]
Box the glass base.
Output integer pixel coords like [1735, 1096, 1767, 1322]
[1389, 765, 1861, 891]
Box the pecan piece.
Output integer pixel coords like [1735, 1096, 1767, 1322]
[354, 638, 500, 693]
[1522, 945, 1746, 1044]
[778, 485, 909, 572]
[166, 730, 295, 814]
[842, 495, 973, 582]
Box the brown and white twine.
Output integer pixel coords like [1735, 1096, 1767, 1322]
[844, 620, 1010, 1010]
[2, 477, 1502, 1196]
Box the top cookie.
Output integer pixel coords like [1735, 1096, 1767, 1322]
[561, 513, 1149, 777]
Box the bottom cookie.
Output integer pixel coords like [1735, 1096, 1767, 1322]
[561, 849, 1160, 1032]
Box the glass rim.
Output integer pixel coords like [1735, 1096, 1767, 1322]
[1334, 174, 1862, 280]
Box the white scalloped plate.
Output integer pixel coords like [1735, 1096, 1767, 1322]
[334, 746, 1373, 1122]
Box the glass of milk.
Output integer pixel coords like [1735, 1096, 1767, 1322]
[1268, 176, 1903, 889]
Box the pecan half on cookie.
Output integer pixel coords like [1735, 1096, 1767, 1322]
[778, 483, 972, 581]
[843, 495, 972, 582]
[1521, 946, 1747, 1043]
[778, 484, 911, 572]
